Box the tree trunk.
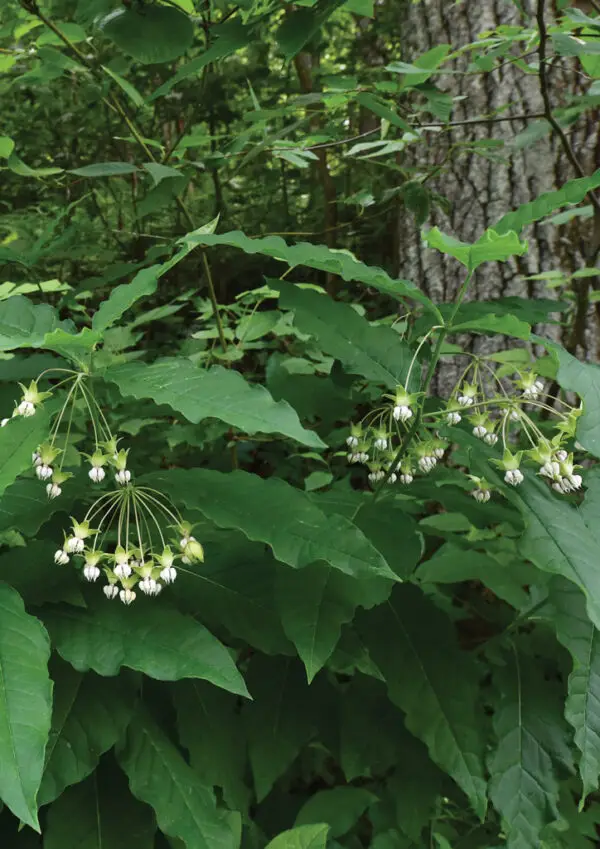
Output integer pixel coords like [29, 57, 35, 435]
[394, 0, 600, 390]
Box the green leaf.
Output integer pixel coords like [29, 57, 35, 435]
[542, 341, 600, 459]
[0, 295, 64, 350]
[42, 596, 249, 697]
[44, 766, 156, 849]
[295, 787, 376, 837]
[42, 328, 101, 366]
[424, 227, 528, 270]
[39, 660, 135, 806]
[275, 562, 391, 681]
[276, 0, 346, 60]
[549, 577, 600, 802]
[265, 824, 329, 849]
[518, 475, 600, 630]
[174, 680, 249, 812]
[356, 584, 487, 817]
[149, 468, 396, 581]
[278, 284, 411, 388]
[102, 65, 146, 109]
[105, 358, 326, 448]
[355, 92, 411, 132]
[69, 162, 139, 177]
[93, 265, 161, 331]
[415, 544, 530, 609]
[0, 583, 52, 830]
[99, 5, 194, 64]
[0, 481, 81, 538]
[184, 229, 433, 311]
[0, 136, 15, 158]
[243, 656, 318, 800]
[236, 310, 281, 342]
[450, 312, 531, 340]
[0, 410, 51, 500]
[143, 162, 182, 186]
[494, 169, 600, 234]
[118, 708, 238, 849]
[488, 651, 569, 849]
[37, 22, 87, 45]
[151, 20, 251, 100]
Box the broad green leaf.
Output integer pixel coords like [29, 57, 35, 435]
[151, 20, 251, 100]
[69, 162, 139, 177]
[105, 359, 326, 448]
[541, 341, 600, 459]
[355, 93, 411, 132]
[451, 313, 531, 340]
[93, 265, 161, 331]
[0, 295, 64, 350]
[42, 596, 249, 697]
[0, 480, 81, 537]
[243, 656, 318, 800]
[278, 284, 411, 388]
[183, 229, 433, 310]
[7, 153, 63, 178]
[494, 169, 600, 234]
[44, 766, 156, 849]
[118, 709, 238, 849]
[149, 468, 396, 580]
[275, 562, 391, 681]
[0, 410, 50, 499]
[356, 584, 487, 817]
[549, 577, 600, 802]
[102, 64, 146, 109]
[295, 787, 376, 836]
[143, 162, 182, 186]
[37, 22, 87, 45]
[236, 310, 281, 342]
[99, 5, 194, 64]
[0, 541, 72, 606]
[0, 136, 15, 158]
[174, 680, 249, 812]
[39, 660, 135, 806]
[518, 475, 600, 630]
[0, 583, 52, 830]
[416, 544, 530, 608]
[488, 652, 570, 849]
[424, 227, 528, 270]
[276, 0, 346, 60]
[265, 824, 329, 849]
[42, 328, 101, 366]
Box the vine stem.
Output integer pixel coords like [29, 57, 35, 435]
[23, 1, 228, 354]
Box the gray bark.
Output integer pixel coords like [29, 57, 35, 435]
[395, 0, 600, 391]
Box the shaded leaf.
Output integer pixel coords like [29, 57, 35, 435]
[0, 295, 64, 350]
[105, 359, 326, 448]
[42, 595, 249, 696]
[295, 787, 376, 837]
[356, 584, 487, 817]
[118, 708, 238, 849]
[276, 0, 345, 60]
[149, 468, 396, 580]
[0, 409, 50, 499]
[39, 660, 135, 806]
[99, 5, 194, 64]
[69, 161, 139, 177]
[0, 583, 52, 830]
[424, 227, 528, 270]
[265, 825, 329, 849]
[279, 284, 411, 388]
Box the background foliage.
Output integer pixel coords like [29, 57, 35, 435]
[2, 0, 600, 847]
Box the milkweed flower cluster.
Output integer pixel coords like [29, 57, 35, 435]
[1, 366, 204, 603]
[53, 488, 204, 604]
[344, 362, 585, 502]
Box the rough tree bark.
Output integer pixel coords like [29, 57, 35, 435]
[393, 0, 600, 390]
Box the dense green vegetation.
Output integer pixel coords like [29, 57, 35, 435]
[3, 1, 600, 847]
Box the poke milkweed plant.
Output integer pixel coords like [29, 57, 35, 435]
[3, 2, 600, 849]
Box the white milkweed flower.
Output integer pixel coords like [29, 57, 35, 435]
[484, 432, 498, 446]
[119, 588, 136, 605]
[393, 404, 412, 422]
[399, 473, 413, 485]
[17, 400, 35, 417]
[447, 411, 461, 425]
[66, 536, 84, 553]
[504, 469, 524, 486]
[418, 455, 437, 474]
[522, 386, 540, 400]
[160, 566, 177, 584]
[139, 577, 160, 596]
[32, 451, 41, 466]
[54, 549, 69, 565]
[569, 474, 583, 490]
[457, 383, 477, 407]
[552, 480, 568, 494]
[114, 561, 132, 580]
[83, 564, 100, 582]
[103, 584, 119, 600]
[346, 435, 359, 448]
[36, 464, 53, 481]
[509, 410, 520, 422]
[473, 425, 487, 439]
[358, 452, 369, 464]
[46, 483, 61, 499]
[472, 488, 491, 503]
[388, 472, 397, 484]
[368, 470, 385, 485]
[539, 461, 560, 480]
[89, 466, 105, 483]
[374, 437, 388, 451]
[1, 418, 9, 427]
[115, 469, 131, 485]
[555, 449, 568, 462]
